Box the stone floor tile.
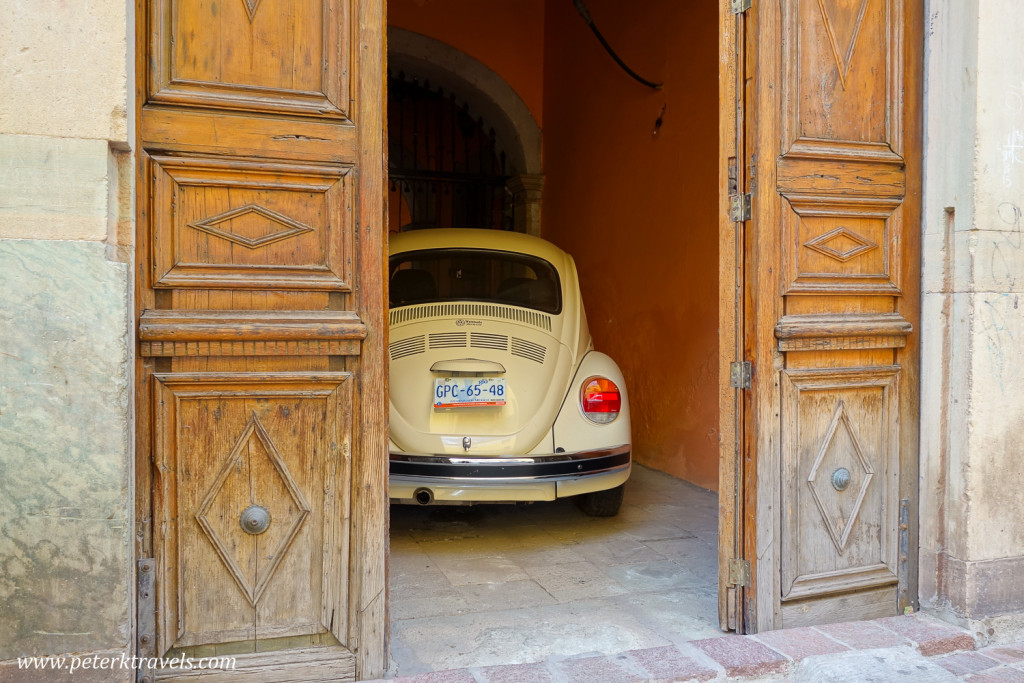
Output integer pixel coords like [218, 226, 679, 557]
[617, 520, 698, 543]
[391, 565, 456, 602]
[523, 560, 627, 602]
[876, 614, 976, 656]
[642, 537, 717, 577]
[814, 620, 913, 650]
[601, 560, 705, 593]
[691, 635, 788, 677]
[792, 647, 959, 682]
[979, 643, 1024, 664]
[391, 593, 470, 621]
[541, 521, 624, 545]
[390, 548, 437, 574]
[504, 546, 583, 568]
[416, 532, 539, 560]
[754, 626, 851, 661]
[555, 655, 635, 683]
[625, 644, 719, 681]
[477, 662, 553, 683]
[611, 588, 722, 642]
[453, 580, 557, 613]
[935, 651, 1001, 676]
[571, 537, 668, 566]
[966, 668, 1024, 682]
[394, 670, 478, 683]
[432, 555, 529, 586]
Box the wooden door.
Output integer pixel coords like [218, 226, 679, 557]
[134, 1, 387, 679]
[720, 0, 921, 632]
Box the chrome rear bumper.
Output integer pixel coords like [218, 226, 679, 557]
[388, 444, 631, 480]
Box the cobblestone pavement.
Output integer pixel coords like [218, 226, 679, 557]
[372, 615, 1024, 682]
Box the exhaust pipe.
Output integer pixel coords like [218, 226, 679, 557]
[413, 487, 434, 505]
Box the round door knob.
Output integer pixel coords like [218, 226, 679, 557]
[240, 505, 271, 535]
[832, 468, 851, 491]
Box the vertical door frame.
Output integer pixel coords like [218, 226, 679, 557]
[717, 0, 747, 634]
[349, 0, 389, 674]
[747, 0, 785, 634]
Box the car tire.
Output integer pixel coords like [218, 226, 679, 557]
[576, 484, 624, 517]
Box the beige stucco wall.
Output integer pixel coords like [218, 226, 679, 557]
[0, 0, 131, 244]
[0, 0, 128, 142]
[0, 0, 133, 670]
[920, 0, 1024, 644]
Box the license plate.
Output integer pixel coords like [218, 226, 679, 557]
[433, 377, 507, 408]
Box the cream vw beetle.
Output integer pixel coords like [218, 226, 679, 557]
[388, 229, 631, 516]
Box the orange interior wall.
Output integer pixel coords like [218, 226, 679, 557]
[542, 0, 720, 490]
[388, 0, 546, 124]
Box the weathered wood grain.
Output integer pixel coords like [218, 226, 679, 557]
[741, 0, 921, 632]
[135, 0, 386, 678]
[718, 0, 745, 633]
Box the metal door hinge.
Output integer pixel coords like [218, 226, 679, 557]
[729, 558, 751, 587]
[730, 193, 751, 222]
[730, 361, 752, 389]
[731, 0, 752, 14]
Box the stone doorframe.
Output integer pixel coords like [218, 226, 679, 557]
[388, 27, 544, 235]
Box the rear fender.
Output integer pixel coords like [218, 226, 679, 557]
[552, 351, 631, 453]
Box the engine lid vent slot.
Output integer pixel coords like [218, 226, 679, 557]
[429, 332, 468, 349]
[470, 333, 509, 351]
[511, 338, 546, 364]
[390, 335, 425, 360]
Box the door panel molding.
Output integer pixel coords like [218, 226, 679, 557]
[780, 367, 900, 601]
[152, 373, 353, 653]
[147, 0, 353, 119]
[147, 155, 354, 292]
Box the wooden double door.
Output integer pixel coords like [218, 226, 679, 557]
[134, 1, 386, 680]
[719, 0, 922, 632]
[132, 0, 923, 677]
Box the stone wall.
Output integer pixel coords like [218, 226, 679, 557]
[920, 0, 1024, 644]
[0, 0, 133, 666]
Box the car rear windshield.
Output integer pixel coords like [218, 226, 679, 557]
[389, 248, 562, 314]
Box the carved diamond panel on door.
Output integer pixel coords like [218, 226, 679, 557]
[783, 196, 902, 294]
[153, 373, 353, 656]
[148, 0, 351, 117]
[150, 156, 353, 290]
[780, 368, 899, 616]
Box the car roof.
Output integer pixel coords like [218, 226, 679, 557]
[389, 229, 569, 266]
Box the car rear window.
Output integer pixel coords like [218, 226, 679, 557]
[389, 248, 562, 314]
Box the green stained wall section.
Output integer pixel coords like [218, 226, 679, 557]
[0, 239, 131, 659]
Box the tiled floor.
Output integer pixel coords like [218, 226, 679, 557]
[387, 465, 722, 676]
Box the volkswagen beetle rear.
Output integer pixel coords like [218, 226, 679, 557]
[388, 229, 631, 515]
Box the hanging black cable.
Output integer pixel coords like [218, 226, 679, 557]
[573, 0, 662, 90]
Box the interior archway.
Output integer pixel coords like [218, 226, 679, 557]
[388, 27, 544, 234]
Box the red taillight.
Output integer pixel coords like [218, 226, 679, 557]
[580, 376, 621, 424]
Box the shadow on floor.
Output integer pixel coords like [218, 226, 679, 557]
[387, 464, 723, 676]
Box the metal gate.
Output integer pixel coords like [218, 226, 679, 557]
[388, 72, 511, 231]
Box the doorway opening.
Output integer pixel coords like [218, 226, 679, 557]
[385, 1, 723, 674]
